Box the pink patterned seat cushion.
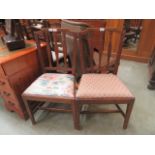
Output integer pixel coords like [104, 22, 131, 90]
[76, 74, 135, 100]
[23, 73, 74, 98]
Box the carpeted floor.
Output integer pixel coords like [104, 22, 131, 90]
[0, 59, 155, 135]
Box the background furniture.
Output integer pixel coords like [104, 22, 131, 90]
[123, 19, 143, 46]
[3, 19, 25, 51]
[0, 20, 6, 39]
[106, 19, 155, 62]
[68, 19, 106, 51]
[47, 19, 106, 51]
[148, 46, 155, 89]
[0, 40, 46, 119]
[20, 19, 36, 40]
[20, 19, 49, 40]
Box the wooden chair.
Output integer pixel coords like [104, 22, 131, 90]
[47, 19, 61, 28]
[61, 20, 91, 79]
[22, 28, 79, 129]
[0, 21, 6, 44]
[20, 20, 48, 40]
[75, 28, 135, 129]
[78, 28, 124, 75]
[19, 20, 35, 40]
[61, 20, 120, 75]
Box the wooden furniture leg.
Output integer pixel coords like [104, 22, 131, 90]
[123, 102, 134, 129]
[72, 101, 80, 130]
[148, 72, 155, 90]
[23, 98, 36, 125]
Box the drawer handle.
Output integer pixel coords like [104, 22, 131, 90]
[0, 81, 5, 85]
[8, 101, 15, 106]
[3, 91, 11, 96]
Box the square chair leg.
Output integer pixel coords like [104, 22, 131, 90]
[72, 101, 80, 130]
[23, 98, 36, 125]
[123, 102, 134, 129]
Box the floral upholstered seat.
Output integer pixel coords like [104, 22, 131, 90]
[23, 73, 74, 98]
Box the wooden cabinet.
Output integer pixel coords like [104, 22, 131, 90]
[105, 19, 155, 63]
[0, 41, 45, 119]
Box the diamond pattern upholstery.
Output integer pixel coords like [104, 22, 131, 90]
[76, 74, 134, 101]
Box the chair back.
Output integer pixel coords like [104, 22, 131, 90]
[61, 19, 90, 32]
[61, 19, 92, 78]
[78, 27, 124, 74]
[34, 28, 78, 76]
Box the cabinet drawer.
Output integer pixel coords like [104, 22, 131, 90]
[25, 51, 38, 66]
[4, 98, 20, 111]
[2, 56, 27, 76]
[1, 89, 18, 103]
[0, 66, 5, 77]
[3, 95, 19, 107]
[4, 97, 26, 119]
[0, 78, 18, 104]
[0, 78, 13, 92]
[2, 52, 38, 76]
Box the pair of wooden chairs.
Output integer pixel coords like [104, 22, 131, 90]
[22, 27, 135, 130]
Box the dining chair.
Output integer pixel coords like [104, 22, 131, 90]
[61, 20, 119, 76]
[75, 27, 135, 129]
[0, 21, 6, 44]
[22, 28, 80, 129]
[61, 19, 91, 79]
[21, 20, 48, 40]
[19, 20, 35, 40]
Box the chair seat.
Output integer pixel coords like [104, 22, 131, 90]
[76, 74, 134, 101]
[23, 73, 74, 98]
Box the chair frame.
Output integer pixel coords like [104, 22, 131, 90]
[0, 23, 6, 44]
[78, 27, 125, 75]
[22, 28, 80, 129]
[75, 27, 135, 129]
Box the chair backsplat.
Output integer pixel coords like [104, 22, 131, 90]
[35, 28, 78, 75]
[79, 28, 124, 74]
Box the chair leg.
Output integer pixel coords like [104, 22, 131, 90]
[123, 102, 134, 129]
[72, 101, 80, 130]
[23, 98, 36, 125]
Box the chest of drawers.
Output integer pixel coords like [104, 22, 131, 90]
[0, 41, 45, 119]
